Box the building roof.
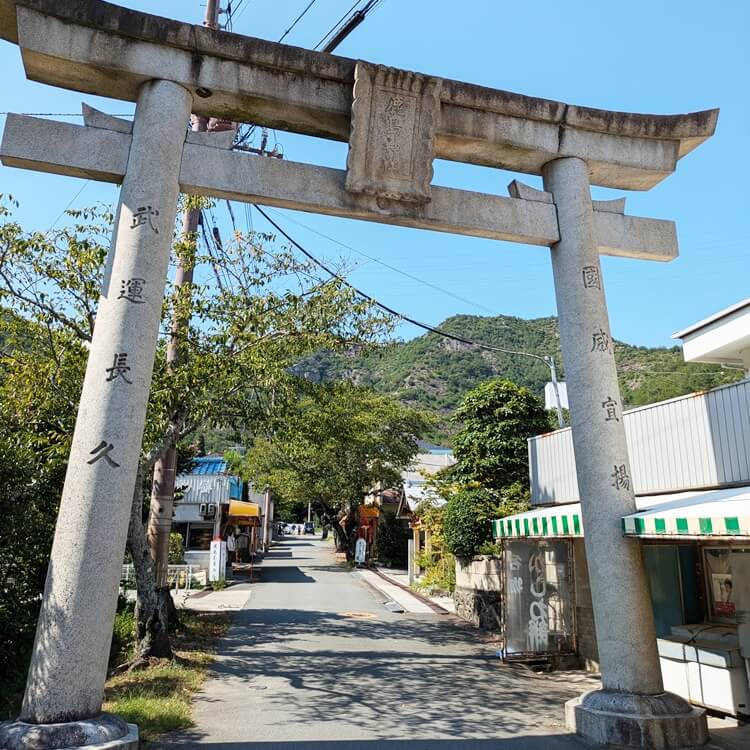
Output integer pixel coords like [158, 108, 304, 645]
[416, 440, 453, 455]
[188, 456, 229, 475]
[493, 485, 750, 541]
[672, 298, 750, 366]
[673, 298, 750, 339]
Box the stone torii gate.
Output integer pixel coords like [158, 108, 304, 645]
[0, 2, 717, 749]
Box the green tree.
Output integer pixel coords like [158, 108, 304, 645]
[443, 487, 497, 560]
[237, 382, 432, 557]
[0, 196, 391, 672]
[450, 378, 551, 490]
[429, 379, 546, 559]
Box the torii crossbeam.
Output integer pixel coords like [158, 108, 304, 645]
[0, 2, 717, 749]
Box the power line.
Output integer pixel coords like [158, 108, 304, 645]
[278, 0, 319, 44]
[314, 0, 382, 51]
[314, 0, 362, 49]
[47, 180, 90, 231]
[253, 204, 552, 366]
[231, 0, 251, 23]
[265, 207, 496, 315]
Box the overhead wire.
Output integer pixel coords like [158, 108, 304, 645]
[47, 180, 91, 231]
[278, 0, 319, 44]
[199, 210, 229, 293]
[265, 207, 497, 315]
[253, 204, 552, 365]
[314, 0, 382, 51]
[313, 0, 362, 49]
[230, 0, 251, 24]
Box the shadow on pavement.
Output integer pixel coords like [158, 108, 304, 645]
[156, 607, 591, 747]
[153, 736, 584, 749]
[247, 567, 317, 584]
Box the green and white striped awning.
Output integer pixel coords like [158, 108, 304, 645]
[622, 487, 750, 539]
[493, 487, 750, 541]
[493, 503, 583, 539]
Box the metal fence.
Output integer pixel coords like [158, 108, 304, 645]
[121, 564, 200, 594]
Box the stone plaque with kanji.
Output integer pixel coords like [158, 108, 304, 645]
[345, 62, 442, 204]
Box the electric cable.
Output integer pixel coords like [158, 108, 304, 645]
[47, 180, 90, 231]
[230, 0, 251, 24]
[313, 0, 362, 49]
[278, 0, 319, 44]
[265, 207, 496, 315]
[253, 204, 553, 365]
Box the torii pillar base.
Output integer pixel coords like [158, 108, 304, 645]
[0, 715, 138, 750]
[566, 691, 708, 750]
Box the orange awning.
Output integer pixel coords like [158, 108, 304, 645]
[228, 500, 261, 522]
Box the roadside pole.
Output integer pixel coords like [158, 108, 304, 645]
[146, 0, 223, 590]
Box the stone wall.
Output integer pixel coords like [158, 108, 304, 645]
[453, 555, 502, 631]
[573, 538, 600, 671]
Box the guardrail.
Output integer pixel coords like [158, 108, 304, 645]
[121, 564, 199, 594]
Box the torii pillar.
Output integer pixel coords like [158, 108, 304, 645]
[1, 79, 191, 750]
[543, 157, 708, 748]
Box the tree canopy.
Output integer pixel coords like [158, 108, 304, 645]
[450, 378, 552, 491]
[0, 194, 392, 685]
[236, 381, 432, 554]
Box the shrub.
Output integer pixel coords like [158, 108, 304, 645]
[110, 595, 136, 666]
[443, 488, 497, 560]
[168, 532, 185, 565]
[415, 550, 456, 594]
[376, 512, 410, 567]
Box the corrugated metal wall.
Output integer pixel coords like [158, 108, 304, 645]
[529, 379, 750, 505]
[176, 474, 232, 505]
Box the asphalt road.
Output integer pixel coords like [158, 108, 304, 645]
[156, 537, 591, 750]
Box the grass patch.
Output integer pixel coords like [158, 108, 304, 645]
[104, 611, 230, 741]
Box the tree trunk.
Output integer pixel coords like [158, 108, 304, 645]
[333, 509, 355, 559]
[127, 466, 172, 660]
[146, 446, 180, 628]
[158, 585, 180, 629]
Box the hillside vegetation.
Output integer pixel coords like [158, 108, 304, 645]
[295, 314, 743, 442]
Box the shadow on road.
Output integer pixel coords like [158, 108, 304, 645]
[154, 737, 583, 749]
[156, 607, 590, 747]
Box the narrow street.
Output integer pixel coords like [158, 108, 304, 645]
[157, 537, 594, 750]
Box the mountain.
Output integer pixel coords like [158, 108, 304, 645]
[295, 314, 743, 442]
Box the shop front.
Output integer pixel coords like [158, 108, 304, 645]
[493, 505, 586, 666]
[623, 489, 750, 719]
[494, 487, 750, 718]
[225, 499, 262, 569]
[358, 504, 380, 559]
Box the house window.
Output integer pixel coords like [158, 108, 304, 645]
[172, 523, 188, 546]
[186, 524, 214, 551]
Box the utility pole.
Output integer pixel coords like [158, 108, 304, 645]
[546, 355, 565, 428]
[146, 0, 224, 598]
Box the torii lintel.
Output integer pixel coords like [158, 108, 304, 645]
[0, 0, 716, 191]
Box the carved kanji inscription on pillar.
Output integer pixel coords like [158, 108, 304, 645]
[346, 62, 442, 204]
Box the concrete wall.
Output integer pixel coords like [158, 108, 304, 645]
[453, 555, 503, 630]
[573, 539, 600, 672]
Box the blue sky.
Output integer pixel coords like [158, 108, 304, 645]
[0, 0, 747, 348]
